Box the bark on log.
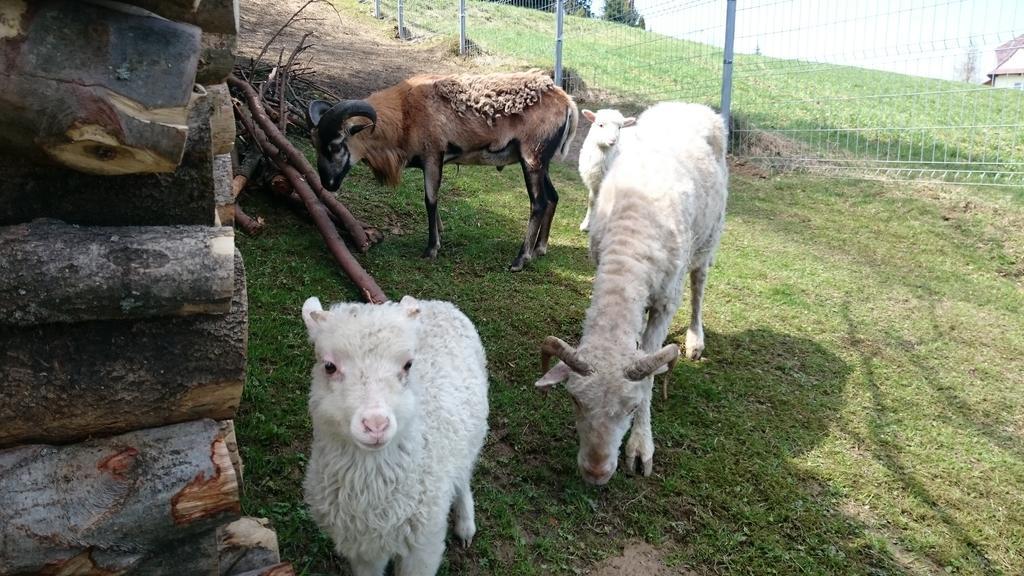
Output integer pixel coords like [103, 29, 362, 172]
[0, 86, 216, 226]
[0, 253, 248, 448]
[209, 84, 237, 156]
[198, 32, 238, 85]
[0, 0, 201, 175]
[0, 419, 241, 575]
[113, 0, 240, 34]
[218, 518, 281, 576]
[0, 222, 235, 326]
[216, 153, 236, 226]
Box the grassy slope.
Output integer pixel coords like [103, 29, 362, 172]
[234, 1, 1024, 574]
[403, 1, 1024, 183]
[237, 153, 1024, 574]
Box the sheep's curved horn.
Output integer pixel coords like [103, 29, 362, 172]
[624, 344, 680, 382]
[540, 336, 592, 375]
[322, 100, 378, 135]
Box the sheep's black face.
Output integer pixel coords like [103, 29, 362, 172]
[308, 99, 377, 192]
[313, 129, 353, 192]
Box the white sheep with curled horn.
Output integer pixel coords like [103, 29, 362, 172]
[301, 295, 489, 575]
[307, 71, 579, 272]
[535, 102, 728, 486]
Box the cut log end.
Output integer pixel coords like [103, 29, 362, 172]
[44, 128, 181, 176]
[171, 437, 241, 526]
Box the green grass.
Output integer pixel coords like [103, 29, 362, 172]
[399, 1, 1024, 184]
[236, 152, 1024, 574]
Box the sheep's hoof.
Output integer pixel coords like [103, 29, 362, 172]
[508, 257, 529, 272]
[421, 247, 439, 260]
[631, 455, 653, 477]
[533, 243, 548, 257]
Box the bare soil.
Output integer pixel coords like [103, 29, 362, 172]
[588, 542, 685, 576]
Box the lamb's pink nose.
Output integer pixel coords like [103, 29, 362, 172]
[362, 415, 390, 436]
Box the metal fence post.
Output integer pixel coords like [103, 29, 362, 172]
[554, 0, 565, 87]
[720, 0, 736, 129]
[459, 0, 467, 54]
[397, 0, 406, 39]
[374, 0, 381, 19]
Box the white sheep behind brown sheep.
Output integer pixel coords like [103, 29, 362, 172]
[308, 72, 579, 272]
[577, 108, 635, 231]
[536, 102, 728, 486]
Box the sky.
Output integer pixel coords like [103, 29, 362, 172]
[592, 0, 1024, 82]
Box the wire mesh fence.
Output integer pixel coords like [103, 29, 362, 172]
[372, 0, 1024, 186]
[729, 0, 1024, 187]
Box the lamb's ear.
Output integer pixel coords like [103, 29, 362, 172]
[582, 109, 596, 122]
[622, 117, 636, 127]
[302, 296, 326, 333]
[308, 100, 333, 128]
[535, 362, 573, 389]
[399, 295, 421, 318]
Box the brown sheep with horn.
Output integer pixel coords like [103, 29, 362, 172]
[308, 71, 579, 271]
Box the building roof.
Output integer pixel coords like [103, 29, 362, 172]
[989, 34, 1024, 76]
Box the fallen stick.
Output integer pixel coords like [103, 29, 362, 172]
[233, 97, 386, 304]
[228, 74, 371, 252]
[234, 205, 266, 236]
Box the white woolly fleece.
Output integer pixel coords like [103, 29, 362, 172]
[301, 298, 489, 571]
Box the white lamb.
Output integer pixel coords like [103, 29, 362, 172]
[301, 295, 489, 576]
[536, 102, 728, 486]
[577, 108, 635, 231]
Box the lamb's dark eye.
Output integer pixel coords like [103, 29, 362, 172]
[324, 361, 337, 375]
[403, 359, 413, 372]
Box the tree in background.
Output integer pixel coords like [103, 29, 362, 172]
[603, 0, 644, 29]
[955, 42, 981, 83]
[566, 0, 592, 18]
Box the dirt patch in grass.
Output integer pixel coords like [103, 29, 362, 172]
[239, 0, 469, 98]
[587, 542, 683, 576]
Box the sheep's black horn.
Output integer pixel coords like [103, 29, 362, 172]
[322, 100, 377, 135]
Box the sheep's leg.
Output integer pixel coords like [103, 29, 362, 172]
[349, 556, 389, 576]
[452, 478, 476, 548]
[625, 299, 676, 477]
[580, 187, 595, 232]
[509, 162, 548, 272]
[397, 522, 447, 576]
[534, 172, 559, 256]
[685, 265, 709, 360]
[421, 157, 444, 260]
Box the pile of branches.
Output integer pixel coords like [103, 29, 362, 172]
[228, 2, 386, 304]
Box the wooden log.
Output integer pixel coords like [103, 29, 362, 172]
[0, 222, 235, 326]
[134, 529, 220, 576]
[219, 420, 244, 485]
[0, 0, 201, 175]
[218, 518, 281, 576]
[0, 252, 248, 448]
[110, 0, 240, 34]
[231, 563, 296, 576]
[199, 32, 238, 85]
[216, 153, 236, 226]
[209, 84, 237, 156]
[0, 419, 241, 575]
[0, 86, 216, 226]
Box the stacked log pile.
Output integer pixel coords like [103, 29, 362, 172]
[0, 1, 291, 574]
